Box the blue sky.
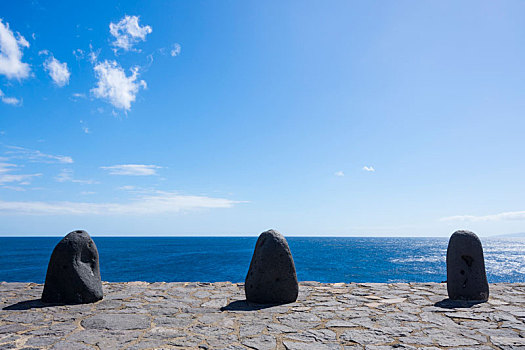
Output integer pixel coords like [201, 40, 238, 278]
[1, 1, 524, 236]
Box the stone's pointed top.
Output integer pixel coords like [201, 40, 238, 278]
[260, 229, 280, 236]
[259, 229, 285, 240]
[263, 229, 279, 234]
[451, 230, 481, 240]
[41, 230, 103, 304]
[245, 229, 299, 304]
[447, 230, 489, 302]
[62, 230, 91, 242]
[453, 229, 475, 235]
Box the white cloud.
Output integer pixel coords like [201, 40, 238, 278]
[0, 162, 41, 186]
[71, 93, 87, 103]
[72, 48, 84, 60]
[171, 43, 181, 57]
[158, 43, 181, 58]
[101, 164, 161, 176]
[0, 173, 40, 185]
[80, 120, 90, 134]
[43, 56, 70, 87]
[441, 210, 525, 222]
[88, 44, 100, 63]
[55, 169, 98, 184]
[0, 19, 30, 80]
[362, 166, 375, 172]
[6, 146, 73, 164]
[0, 89, 21, 106]
[2, 185, 26, 191]
[118, 185, 137, 191]
[109, 15, 152, 52]
[146, 53, 154, 65]
[0, 163, 15, 173]
[91, 60, 146, 111]
[0, 191, 240, 215]
[334, 171, 344, 177]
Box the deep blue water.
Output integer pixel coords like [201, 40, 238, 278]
[0, 237, 524, 283]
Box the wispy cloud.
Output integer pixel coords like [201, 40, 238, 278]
[0, 173, 41, 185]
[0, 191, 241, 215]
[80, 120, 90, 134]
[170, 43, 181, 57]
[0, 89, 21, 106]
[91, 60, 146, 111]
[0, 162, 41, 186]
[43, 56, 70, 87]
[0, 19, 30, 80]
[109, 15, 152, 52]
[362, 166, 375, 172]
[157, 43, 181, 59]
[118, 185, 137, 191]
[55, 169, 98, 184]
[441, 210, 525, 222]
[88, 44, 100, 63]
[334, 171, 344, 177]
[72, 48, 84, 60]
[1, 185, 27, 191]
[101, 164, 161, 176]
[72, 93, 86, 99]
[5, 146, 73, 164]
[70, 93, 87, 104]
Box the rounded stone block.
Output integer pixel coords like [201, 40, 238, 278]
[245, 229, 298, 304]
[42, 230, 103, 304]
[446, 230, 489, 301]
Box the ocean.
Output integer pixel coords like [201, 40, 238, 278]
[1, 237, 524, 283]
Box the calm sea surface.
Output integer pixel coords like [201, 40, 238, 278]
[0, 237, 524, 283]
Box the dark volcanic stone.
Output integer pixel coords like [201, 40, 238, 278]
[245, 229, 298, 304]
[446, 230, 489, 301]
[41, 230, 103, 304]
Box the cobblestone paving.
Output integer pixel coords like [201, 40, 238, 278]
[1, 282, 524, 349]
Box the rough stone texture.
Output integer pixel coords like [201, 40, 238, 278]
[41, 230, 103, 304]
[446, 230, 489, 302]
[245, 230, 299, 304]
[1, 281, 524, 349]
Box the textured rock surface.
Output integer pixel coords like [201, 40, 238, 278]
[41, 230, 103, 304]
[1, 281, 524, 349]
[245, 230, 298, 304]
[447, 230, 489, 301]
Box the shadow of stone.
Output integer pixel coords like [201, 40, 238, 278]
[3, 299, 65, 310]
[434, 298, 485, 309]
[220, 299, 284, 311]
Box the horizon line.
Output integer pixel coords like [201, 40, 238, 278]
[0, 234, 520, 238]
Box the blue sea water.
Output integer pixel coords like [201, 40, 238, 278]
[0, 237, 524, 283]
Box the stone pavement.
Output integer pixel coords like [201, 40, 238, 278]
[1, 282, 524, 349]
